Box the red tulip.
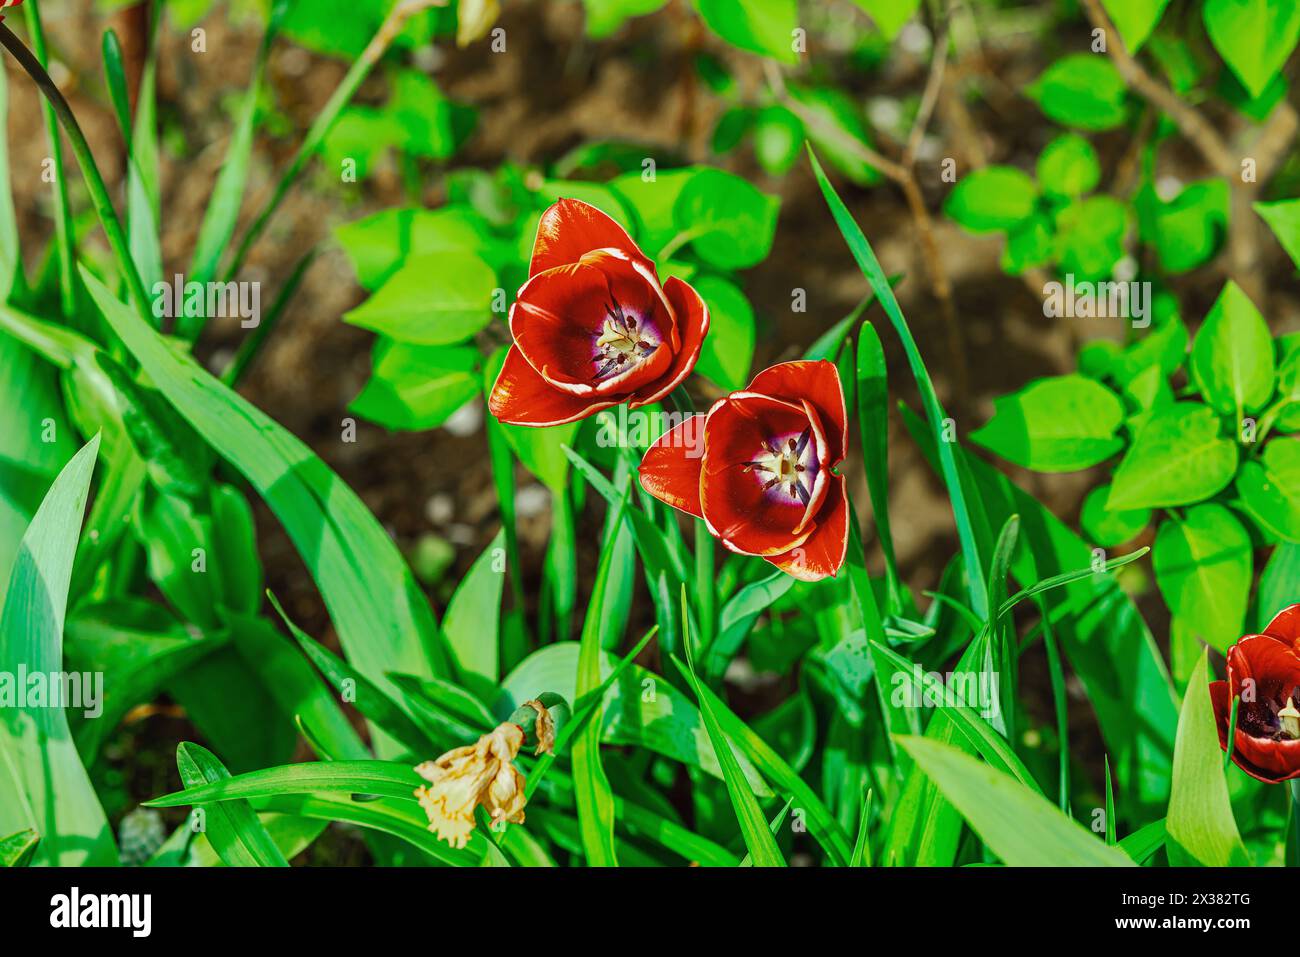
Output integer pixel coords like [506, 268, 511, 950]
[1210, 604, 1300, 783]
[488, 198, 709, 427]
[638, 360, 849, 582]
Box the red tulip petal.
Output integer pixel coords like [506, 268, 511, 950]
[747, 360, 847, 464]
[629, 276, 710, 409]
[488, 346, 617, 427]
[510, 259, 672, 398]
[765, 475, 849, 582]
[529, 198, 650, 277]
[1211, 681, 1298, 783]
[638, 415, 706, 519]
[1212, 635, 1300, 782]
[699, 393, 819, 556]
[1263, 603, 1300, 648]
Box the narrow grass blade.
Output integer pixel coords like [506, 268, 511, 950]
[176, 742, 288, 866]
[870, 640, 1042, 794]
[679, 586, 784, 866]
[808, 146, 988, 615]
[670, 654, 852, 864]
[897, 736, 1135, 866]
[85, 271, 446, 755]
[851, 789, 873, 866]
[856, 319, 905, 613]
[571, 494, 627, 866]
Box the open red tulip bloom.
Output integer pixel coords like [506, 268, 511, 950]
[1210, 604, 1300, 783]
[488, 198, 709, 427]
[638, 360, 849, 582]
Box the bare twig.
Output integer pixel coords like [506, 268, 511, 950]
[1082, 0, 1238, 176]
[764, 56, 969, 400]
[904, 19, 950, 163]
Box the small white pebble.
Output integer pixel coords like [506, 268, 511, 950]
[443, 400, 483, 437]
[515, 484, 550, 518]
[425, 493, 455, 526]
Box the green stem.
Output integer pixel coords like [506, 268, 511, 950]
[223, 0, 446, 282]
[1289, 779, 1300, 867]
[695, 519, 715, 651]
[0, 22, 150, 318]
[21, 2, 75, 319]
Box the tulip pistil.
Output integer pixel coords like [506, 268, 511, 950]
[745, 426, 815, 506]
[595, 299, 656, 379]
[1280, 696, 1300, 740]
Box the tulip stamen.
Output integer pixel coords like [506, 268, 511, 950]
[595, 298, 656, 380]
[750, 427, 818, 506]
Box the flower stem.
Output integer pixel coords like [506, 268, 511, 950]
[0, 22, 150, 319]
[222, 0, 448, 282]
[1289, 779, 1300, 867]
[20, 2, 75, 318]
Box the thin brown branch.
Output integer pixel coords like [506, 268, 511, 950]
[1081, 0, 1237, 176]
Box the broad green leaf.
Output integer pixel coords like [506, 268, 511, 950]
[1028, 54, 1128, 130]
[692, 0, 798, 63]
[344, 251, 497, 345]
[1255, 198, 1300, 272]
[1102, 0, 1170, 51]
[351, 341, 481, 431]
[1190, 281, 1274, 417]
[1203, 0, 1300, 99]
[1107, 316, 1188, 387]
[582, 0, 671, 37]
[1153, 505, 1251, 653]
[0, 828, 37, 867]
[752, 105, 803, 176]
[970, 374, 1125, 471]
[786, 85, 882, 186]
[1080, 484, 1151, 546]
[1036, 133, 1100, 198]
[672, 168, 779, 270]
[853, 0, 921, 38]
[1107, 403, 1237, 509]
[944, 166, 1036, 233]
[0, 436, 116, 865]
[176, 742, 289, 867]
[1142, 180, 1228, 274]
[1235, 437, 1300, 542]
[442, 529, 505, 685]
[898, 736, 1135, 866]
[1167, 652, 1250, 865]
[1053, 195, 1128, 280]
[84, 270, 445, 755]
[693, 275, 755, 390]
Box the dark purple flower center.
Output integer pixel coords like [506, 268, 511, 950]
[593, 298, 659, 380]
[743, 426, 818, 506]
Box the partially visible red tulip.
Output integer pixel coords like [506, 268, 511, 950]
[638, 360, 849, 582]
[488, 198, 709, 427]
[1210, 604, 1300, 783]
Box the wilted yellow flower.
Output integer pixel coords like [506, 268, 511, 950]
[524, 699, 555, 756]
[414, 722, 527, 848]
